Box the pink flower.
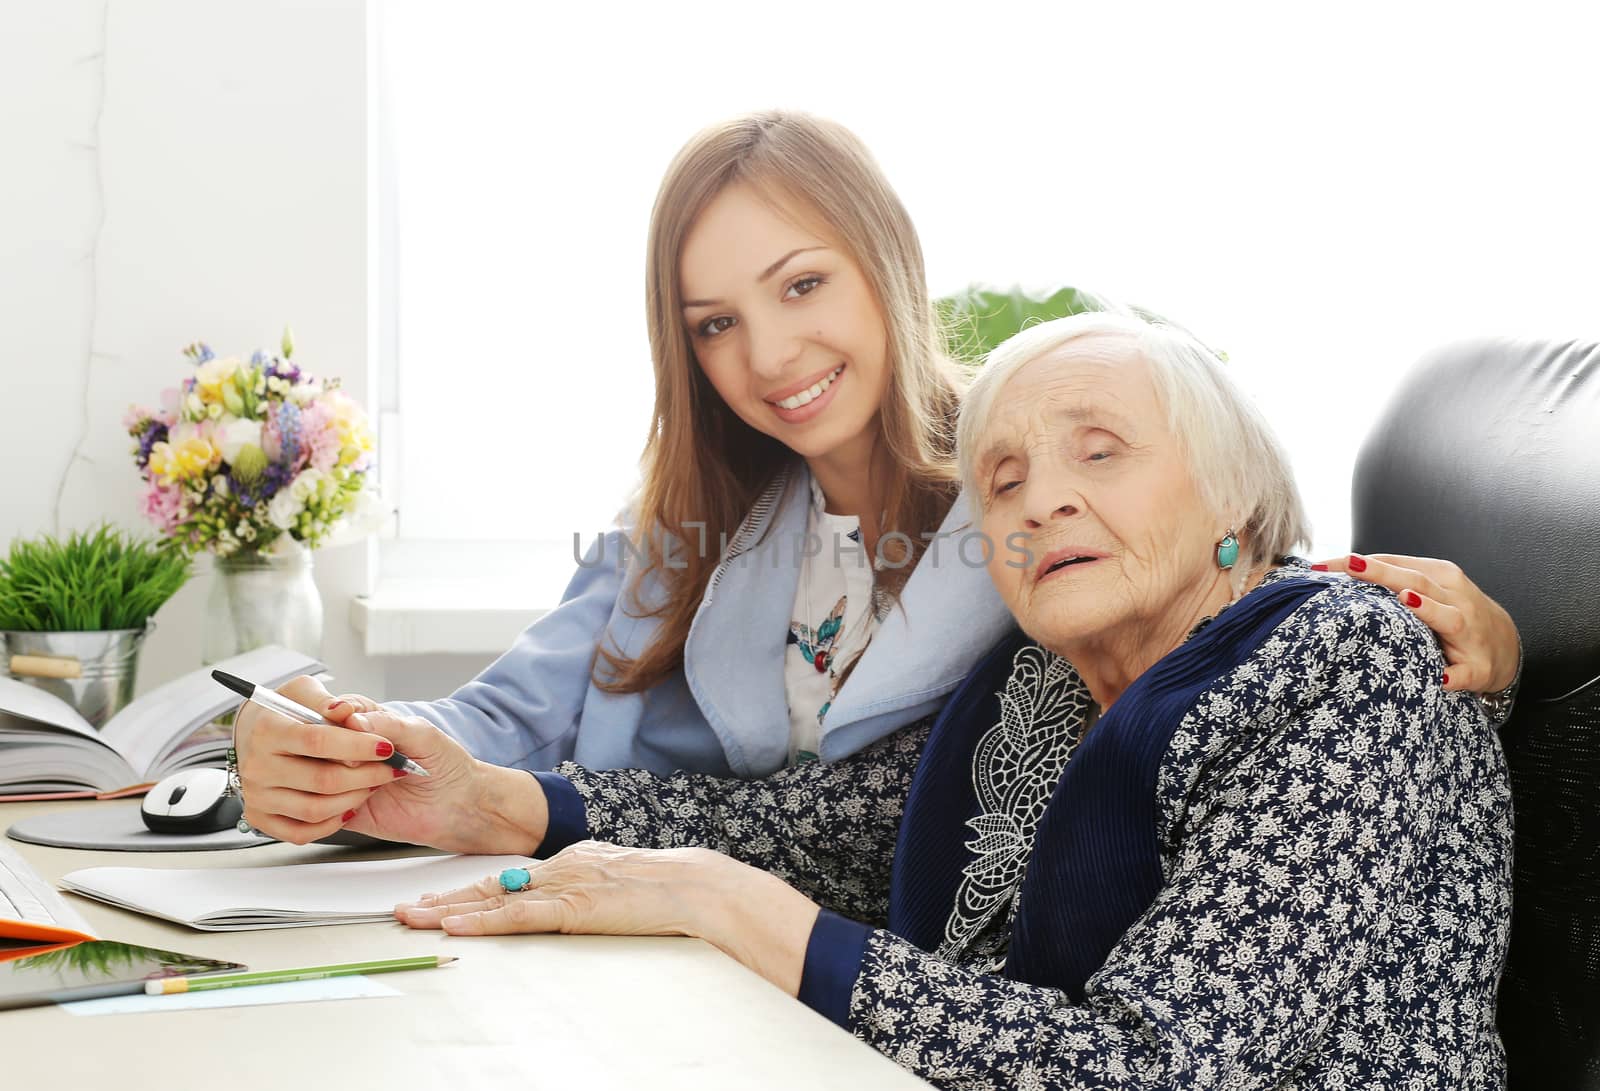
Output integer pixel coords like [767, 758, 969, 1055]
[299, 402, 342, 474]
[142, 482, 185, 534]
[123, 391, 180, 432]
[158, 387, 182, 426]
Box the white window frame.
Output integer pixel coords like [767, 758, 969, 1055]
[356, 6, 573, 655]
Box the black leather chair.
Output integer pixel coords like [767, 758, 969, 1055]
[1352, 337, 1600, 1090]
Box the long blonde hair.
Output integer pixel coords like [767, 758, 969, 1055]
[597, 111, 966, 694]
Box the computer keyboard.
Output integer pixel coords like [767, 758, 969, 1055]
[0, 837, 93, 937]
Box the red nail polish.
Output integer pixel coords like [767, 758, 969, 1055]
[341, 809, 357, 822]
[1403, 590, 1422, 608]
[1442, 672, 1451, 686]
[375, 740, 394, 758]
[1348, 555, 1368, 573]
[393, 768, 408, 778]
[1309, 562, 1329, 571]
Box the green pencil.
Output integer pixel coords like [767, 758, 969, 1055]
[144, 955, 457, 995]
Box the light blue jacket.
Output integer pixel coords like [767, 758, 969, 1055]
[390, 466, 1017, 777]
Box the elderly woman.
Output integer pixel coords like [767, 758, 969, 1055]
[367, 312, 1511, 1089]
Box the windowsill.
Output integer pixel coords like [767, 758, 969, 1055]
[350, 583, 550, 656]
[351, 539, 578, 656]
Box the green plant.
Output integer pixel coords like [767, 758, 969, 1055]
[0, 525, 192, 632]
[937, 284, 1124, 365]
[935, 284, 1207, 365]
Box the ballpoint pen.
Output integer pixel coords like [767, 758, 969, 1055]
[212, 669, 431, 776]
[146, 955, 457, 995]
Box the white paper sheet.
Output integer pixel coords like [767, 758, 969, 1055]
[60, 853, 532, 929]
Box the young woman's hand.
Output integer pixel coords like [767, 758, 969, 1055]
[394, 844, 820, 995]
[1313, 553, 1521, 693]
[235, 680, 545, 853]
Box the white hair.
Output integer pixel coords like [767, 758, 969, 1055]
[957, 310, 1311, 580]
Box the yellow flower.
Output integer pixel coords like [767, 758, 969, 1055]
[148, 434, 219, 486]
[322, 390, 375, 464]
[194, 357, 242, 404]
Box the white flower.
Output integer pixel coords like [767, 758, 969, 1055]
[289, 467, 325, 501]
[267, 489, 305, 531]
[267, 468, 327, 532]
[216, 418, 263, 464]
[318, 486, 389, 549]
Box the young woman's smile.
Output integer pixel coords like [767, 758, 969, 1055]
[765, 362, 847, 422]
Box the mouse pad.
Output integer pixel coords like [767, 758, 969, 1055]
[6, 801, 275, 852]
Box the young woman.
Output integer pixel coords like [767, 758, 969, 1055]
[234, 111, 1521, 845]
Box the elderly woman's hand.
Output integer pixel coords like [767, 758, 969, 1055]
[238, 692, 547, 855]
[1313, 553, 1521, 693]
[394, 843, 821, 995]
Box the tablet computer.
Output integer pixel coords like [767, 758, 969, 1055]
[0, 939, 245, 1011]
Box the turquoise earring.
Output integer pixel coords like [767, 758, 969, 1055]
[1215, 530, 1239, 571]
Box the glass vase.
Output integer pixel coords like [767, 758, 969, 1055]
[202, 541, 324, 664]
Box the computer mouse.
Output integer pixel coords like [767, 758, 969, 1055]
[140, 767, 243, 835]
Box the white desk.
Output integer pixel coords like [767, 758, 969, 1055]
[4, 800, 927, 1090]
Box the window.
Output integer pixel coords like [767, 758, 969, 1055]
[380, 2, 1597, 560]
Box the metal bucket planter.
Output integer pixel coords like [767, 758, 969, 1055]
[2, 626, 150, 728]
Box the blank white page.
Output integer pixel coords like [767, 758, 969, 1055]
[60, 853, 532, 930]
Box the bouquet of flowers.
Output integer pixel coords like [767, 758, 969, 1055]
[125, 329, 378, 557]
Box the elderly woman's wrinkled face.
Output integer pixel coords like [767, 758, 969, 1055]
[976, 336, 1227, 656]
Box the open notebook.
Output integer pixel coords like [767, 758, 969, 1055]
[59, 853, 533, 930]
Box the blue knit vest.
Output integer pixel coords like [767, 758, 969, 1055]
[888, 576, 1328, 1001]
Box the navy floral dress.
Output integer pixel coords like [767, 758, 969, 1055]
[534, 568, 1514, 1089]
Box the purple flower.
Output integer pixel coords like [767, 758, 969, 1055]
[230, 475, 260, 509]
[262, 460, 292, 496]
[229, 457, 293, 511]
[265, 359, 303, 386]
[134, 420, 169, 470]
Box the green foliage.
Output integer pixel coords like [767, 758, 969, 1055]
[0, 525, 192, 632]
[937, 285, 1122, 365]
[936, 284, 1193, 366]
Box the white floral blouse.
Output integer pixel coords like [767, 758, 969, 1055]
[783, 474, 887, 763]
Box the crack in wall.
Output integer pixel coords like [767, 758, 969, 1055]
[52, 0, 111, 534]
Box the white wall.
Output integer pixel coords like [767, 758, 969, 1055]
[0, 0, 403, 696]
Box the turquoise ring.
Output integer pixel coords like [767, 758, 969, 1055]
[498, 867, 533, 894]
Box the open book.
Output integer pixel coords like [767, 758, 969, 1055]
[59, 853, 530, 929]
[0, 645, 324, 798]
